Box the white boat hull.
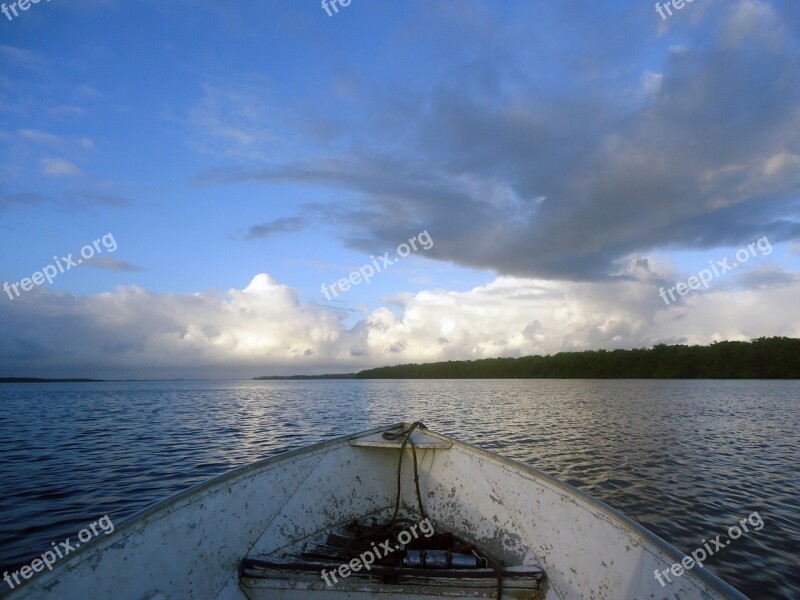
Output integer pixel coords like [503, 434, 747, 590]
[3, 423, 748, 600]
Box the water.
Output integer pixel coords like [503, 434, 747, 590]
[0, 379, 797, 599]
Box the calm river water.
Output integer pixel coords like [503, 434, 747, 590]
[0, 379, 797, 598]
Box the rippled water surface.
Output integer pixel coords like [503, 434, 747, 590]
[0, 379, 798, 598]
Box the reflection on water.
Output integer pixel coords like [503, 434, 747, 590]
[0, 379, 797, 598]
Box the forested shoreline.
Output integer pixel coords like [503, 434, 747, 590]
[355, 337, 800, 379]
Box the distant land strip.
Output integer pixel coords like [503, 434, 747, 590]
[0, 378, 105, 383]
[254, 337, 800, 380]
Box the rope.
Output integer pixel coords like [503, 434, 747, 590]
[382, 421, 428, 525]
[355, 421, 504, 599]
[487, 554, 504, 599]
[349, 421, 428, 542]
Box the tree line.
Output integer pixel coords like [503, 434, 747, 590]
[355, 337, 800, 379]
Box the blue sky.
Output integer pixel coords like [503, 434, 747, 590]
[1, 0, 799, 378]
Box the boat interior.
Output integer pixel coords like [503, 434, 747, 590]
[240, 509, 546, 598]
[238, 422, 546, 598]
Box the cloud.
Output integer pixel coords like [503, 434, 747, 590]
[763, 152, 800, 178]
[640, 72, 664, 98]
[46, 105, 86, 119]
[75, 85, 102, 100]
[0, 45, 44, 70]
[0, 190, 131, 213]
[41, 158, 82, 176]
[20, 129, 66, 145]
[200, 0, 800, 282]
[18, 129, 95, 155]
[1, 270, 798, 379]
[245, 216, 309, 240]
[722, 0, 783, 48]
[186, 82, 284, 160]
[0, 192, 54, 212]
[84, 257, 144, 272]
[0, 275, 345, 378]
[66, 191, 133, 208]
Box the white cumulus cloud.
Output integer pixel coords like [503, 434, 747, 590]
[1, 271, 798, 379]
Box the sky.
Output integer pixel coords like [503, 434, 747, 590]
[0, 0, 799, 378]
